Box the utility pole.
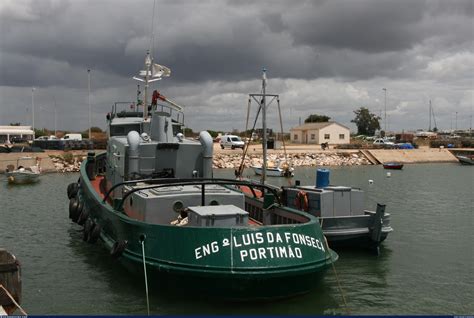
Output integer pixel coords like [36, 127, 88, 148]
[88, 69, 91, 140]
[382, 88, 387, 132]
[32, 87, 35, 138]
[54, 98, 57, 136]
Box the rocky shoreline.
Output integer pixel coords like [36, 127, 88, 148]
[212, 152, 370, 169]
[45, 151, 370, 173]
[50, 154, 84, 173]
[0, 146, 460, 174]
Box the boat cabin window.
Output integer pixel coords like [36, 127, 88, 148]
[110, 124, 141, 136]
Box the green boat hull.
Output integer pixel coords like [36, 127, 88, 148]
[75, 162, 337, 301]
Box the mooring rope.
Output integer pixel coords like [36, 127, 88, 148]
[140, 238, 150, 316]
[0, 284, 27, 316]
[322, 234, 350, 314]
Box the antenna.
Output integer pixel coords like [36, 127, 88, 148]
[149, 0, 157, 59]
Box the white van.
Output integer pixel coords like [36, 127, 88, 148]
[62, 133, 83, 141]
[219, 135, 245, 149]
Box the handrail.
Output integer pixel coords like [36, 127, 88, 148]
[107, 178, 281, 211]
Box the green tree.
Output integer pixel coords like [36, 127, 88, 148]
[304, 114, 330, 123]
[183, 127, 194, 136]
[206, 130, 220, 138]
[34, 128, 47, 138]
[351, 107, 381, 136]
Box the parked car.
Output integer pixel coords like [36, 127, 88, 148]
[36, 135, 58, 141]
[61, 133, 83, 141]
[219, 135, 245, 149]
[373, 138, 395, 146]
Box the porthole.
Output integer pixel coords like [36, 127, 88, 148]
[173, 200, 184, 213]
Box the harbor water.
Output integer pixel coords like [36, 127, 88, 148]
[0, 163, 472, 315]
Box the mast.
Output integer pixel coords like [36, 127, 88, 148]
[429, 100, 431, 131]
[144, 51, 152, 120]
[261, 68, 267, 184]
[88, 69, 91, 139]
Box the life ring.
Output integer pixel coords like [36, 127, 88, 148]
[294, 190, 309, 212]
[110, 240, 128, 258]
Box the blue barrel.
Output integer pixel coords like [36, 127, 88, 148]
[316, 168, 330, 188]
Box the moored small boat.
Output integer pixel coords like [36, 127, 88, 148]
[251, 164, 294, 177]
[281, 169, 393, 253]
[456, 155, 474, 165]
[0, 249, 23, 315]
[5, 157, 41, 184]
[383, 162, 404, 170]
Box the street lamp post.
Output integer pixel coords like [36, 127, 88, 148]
[382, 88, 387, 132]
[54, 98, 57, 136]
[32, 87, 35, 138]
[88, 69, 91, 140]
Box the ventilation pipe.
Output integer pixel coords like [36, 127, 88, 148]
[127, 130, 141, 178]
[199, 131, 213, 178]
[150, 114, 167, 142]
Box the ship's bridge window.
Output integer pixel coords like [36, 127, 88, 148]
[110, 124, 141, 136]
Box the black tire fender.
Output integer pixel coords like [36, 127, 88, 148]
[71, 200, 84, 223]
[88, 223, 101, 243]
[69, 197, 79, 220]
[77, 207, 89, 226]
[110, 240, 128, 258]
[83, 219, 94, 241]
[67, 183, 79, 199]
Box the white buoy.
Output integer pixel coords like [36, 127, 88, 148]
[386, 172, 391, 177]
[369, 179, 374, 184]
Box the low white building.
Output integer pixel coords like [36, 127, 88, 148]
[0, 126, 34, 144]
[290, 122, 350, 144]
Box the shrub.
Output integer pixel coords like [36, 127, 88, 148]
[62, 153, 74, 164]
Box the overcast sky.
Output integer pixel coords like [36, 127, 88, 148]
[0, 0, 472, 133]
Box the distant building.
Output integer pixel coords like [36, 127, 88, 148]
[254, 128, 273, 139]
[290, 122, 350, 144]
[0, 125, 34, 144]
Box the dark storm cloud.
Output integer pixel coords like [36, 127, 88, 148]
[0, 0, 472, 132]
[1, 0, 471, 87]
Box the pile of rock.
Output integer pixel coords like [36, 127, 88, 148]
[50, 155, 85, 173]
[213, 152, 370, 169]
